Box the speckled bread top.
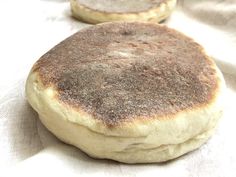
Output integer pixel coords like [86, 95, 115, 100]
[32, 22, 218, 126]
[76, 0, 166, 13]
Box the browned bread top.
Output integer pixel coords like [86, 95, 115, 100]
[33, 22, 219, 126]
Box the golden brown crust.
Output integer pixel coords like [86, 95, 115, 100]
[33, 22, 219, 126]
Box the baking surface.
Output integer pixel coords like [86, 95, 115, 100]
[0, 0, 236, 176]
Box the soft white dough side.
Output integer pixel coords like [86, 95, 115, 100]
[38, 114, 217, 163]
[70, 0, 177, 24]
[25, 65, 225, 163]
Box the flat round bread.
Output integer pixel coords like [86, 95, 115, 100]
[26, 22, 225, 163]
[70, 0, 177, 24]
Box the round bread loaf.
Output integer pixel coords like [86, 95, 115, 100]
[70, 0, 177, 24]
[26, 22, 225, 163]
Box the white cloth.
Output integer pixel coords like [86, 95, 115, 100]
[0, 0, 236, 176]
